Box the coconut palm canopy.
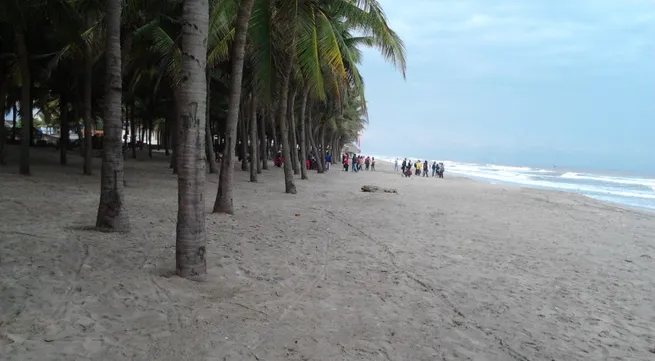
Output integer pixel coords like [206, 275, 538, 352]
[0, 0, 405, 277]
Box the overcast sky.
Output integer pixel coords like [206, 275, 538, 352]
[359, 0, 655, 172]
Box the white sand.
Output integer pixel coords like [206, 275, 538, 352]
[1, 147, 654, 361]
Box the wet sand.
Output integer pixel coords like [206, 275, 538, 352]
[1, 148, 654, 361]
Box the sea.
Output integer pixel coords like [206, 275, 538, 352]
[372, 156, 655, 212]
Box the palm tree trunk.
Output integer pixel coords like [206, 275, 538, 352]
[308, 115, 323, 173]
[319, 127, 326, 168]
[148, 118, 153, 158]
[330, 134, 338, 163]
[277, 54, 297, 194]
[255, 110, 262, 174]
[205, 115, 217, 171]
[164, 117, 170, 156]
[83, 28, 94, 175]
[298, 86, 309, 180]
[11, 103, 17, 141]
[259, 108, 268, 170]
[239, 109, 248, 171]
[249, 93, 258, 182]
[75, 105, 84, 157]
[28, 91, 35, 147]
[205, 69, 218, 173]
[60, 93, 69, 165]
[288, 89, 299, 175]
[130, 103, 137, 158]
[123, 108, 129, 157]
[15, 28, 30, 175]
[270, 113, 278, 154]
[213, 0, 255, 214]
[176, 0, 209, 279]
[0, 76, 8, 165]
[96, 0, 129, 232]
[0, 78, 7, 165]
[170, 90, 181, 173]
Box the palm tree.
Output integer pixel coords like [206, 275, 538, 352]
[259, 103, 268, 170]
[45, 0, 105, 175]
[213, 0, 256, 214]
[276, 49, 298, 193]
[248, 92, 258, 182]
[288, 88, 300, 175]
[0, 0, 39, 175]
[15, 28, 31, 175]
[245, 0, 405, 188]
[96, 0, 129, 232]
[0, 0, 408, 280]
[175, 0, 209, 279]
[81, 10, 95, 175]
[298, 85, 310, 179]
[0, 64, 9, 165]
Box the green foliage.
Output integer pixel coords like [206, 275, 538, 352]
[0, 0, 405, 151]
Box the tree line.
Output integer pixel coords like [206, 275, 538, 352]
[0, 0, 406, 279]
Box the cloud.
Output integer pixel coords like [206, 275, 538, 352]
[358, 0, 655, 169]
[371, 0, 655, 77]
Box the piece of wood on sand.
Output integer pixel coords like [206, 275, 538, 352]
[361, 185, 398, 194]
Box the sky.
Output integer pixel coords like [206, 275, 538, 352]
[359, 0, 655, 173]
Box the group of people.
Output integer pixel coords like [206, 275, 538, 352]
[272, 151, 333, 170]
[395, 158, 445, 178]
[342, 153, 375, 172]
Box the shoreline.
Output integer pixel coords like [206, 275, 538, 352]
[373, 158, 655, 215]
[2, 148, 655, 361]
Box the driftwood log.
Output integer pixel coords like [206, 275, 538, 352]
[361, 185, 398, 194]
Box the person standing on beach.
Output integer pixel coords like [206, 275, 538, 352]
[394, 159, 399, 172]
[371, 158, 376, 171]
[423, 160, 429, 177]
[401, 159, 407, 174]
[439, 162, 445, 178]
[432, 161, 437, 177]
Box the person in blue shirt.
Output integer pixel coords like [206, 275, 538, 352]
[325, 152, 331, 170]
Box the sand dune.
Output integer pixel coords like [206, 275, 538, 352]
[1, 148, 654, 361]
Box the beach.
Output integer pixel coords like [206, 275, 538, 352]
[1, 149, 655, 361]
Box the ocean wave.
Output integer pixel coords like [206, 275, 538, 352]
[449, 168, 655, 200]
[561, 172, 655, 190]
[368, 154, 655, 211]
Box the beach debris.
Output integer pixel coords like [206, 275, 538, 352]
[361, 185, 398, 194]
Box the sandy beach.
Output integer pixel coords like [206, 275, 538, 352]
[1, 148, 654, 361]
